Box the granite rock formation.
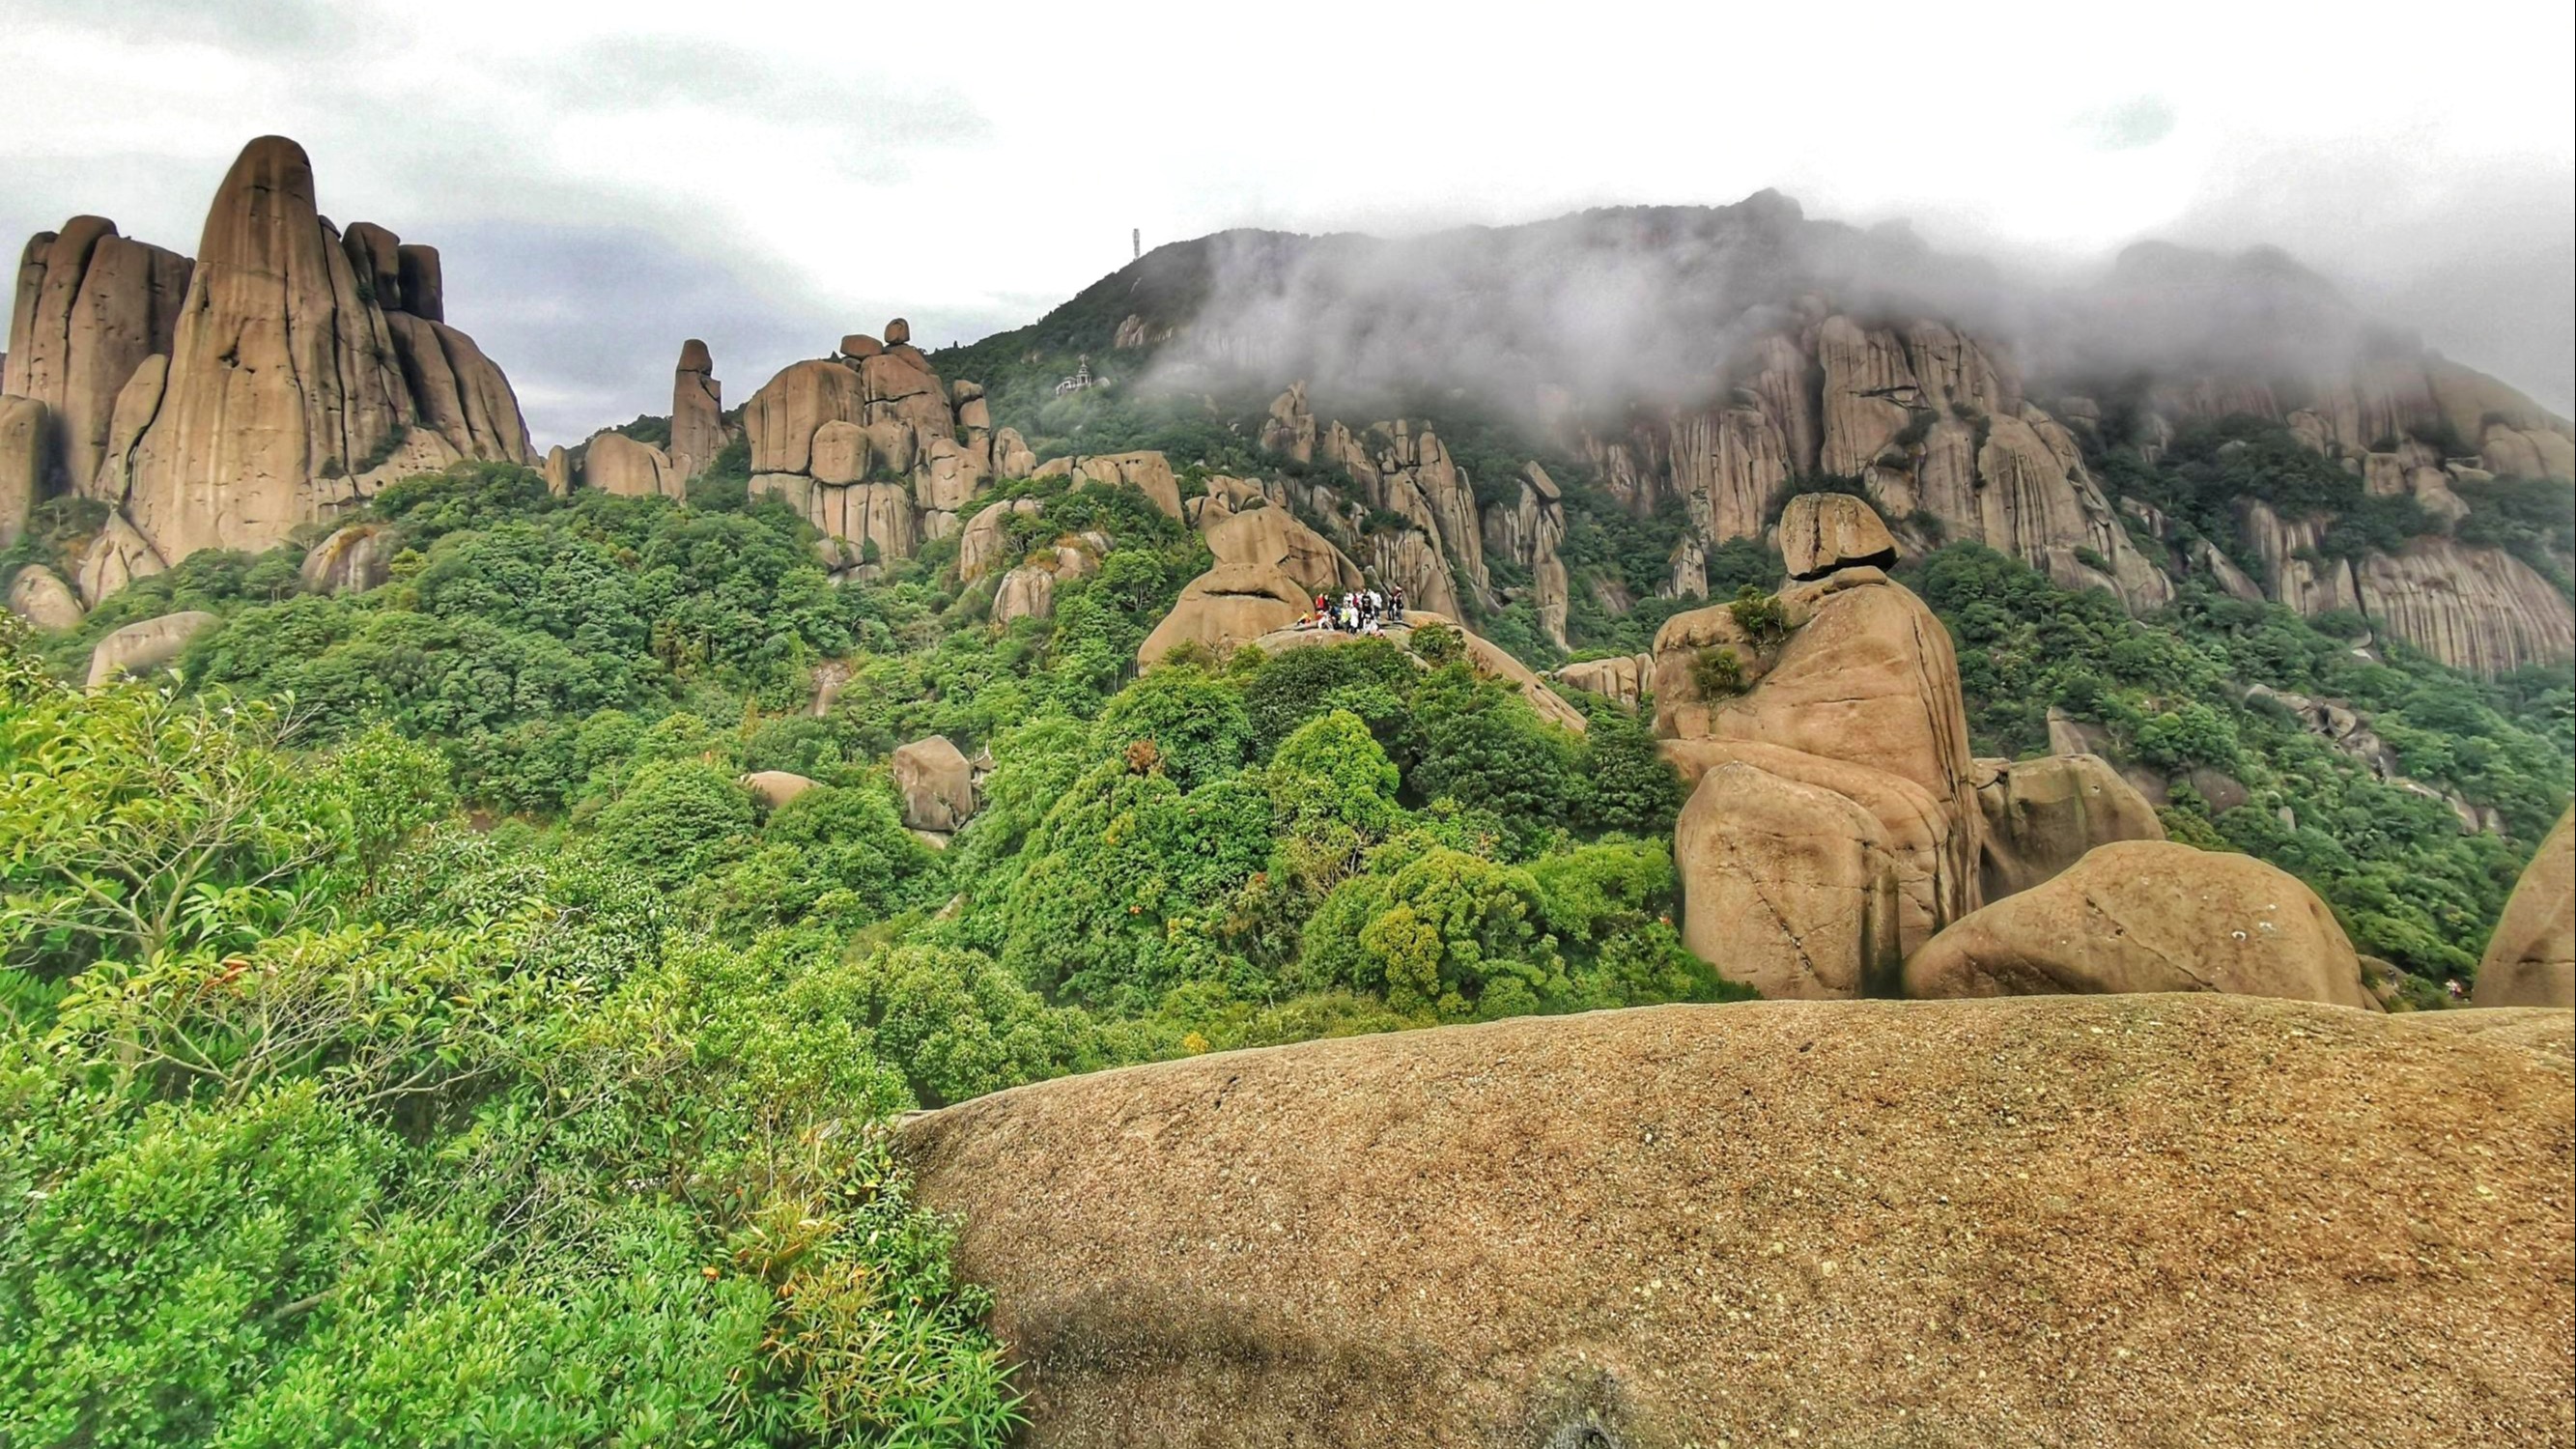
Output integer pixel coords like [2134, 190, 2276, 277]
[669, 339, 723, 480]
[1971, 753, 2166, 901]
[743, 326, 992, 559]
[2476, 809, 2575, 1009]
[86, 610, 219, 688]
[905, 994, 2576, 1447]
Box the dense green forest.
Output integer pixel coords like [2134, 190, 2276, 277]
[5, 350, 2568, 1434]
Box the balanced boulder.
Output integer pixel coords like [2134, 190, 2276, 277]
[2476, 809, 2574, 1008]
[1778, 490, 1897, 579]
[87, 610, 218, 687]
[1903, 839, 2376, 1009]
[1972, 753, 2166, 900]
[892, 736, 976, 834]
[905, 994, 2575, 1447]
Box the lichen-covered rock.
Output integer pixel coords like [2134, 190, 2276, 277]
[905, 995, 2575, 1447]
[87, 609, 218, 687]
[6, 563, 84, 630]
[1903, 840, 2377, 1009]
[298, 522, 392, 595]
[892, 736, 976, 834]
[2477, 810, 2574, 1009]
[1972, 753, 2166, 901]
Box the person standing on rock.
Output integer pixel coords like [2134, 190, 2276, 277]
[1390, 582, 1405, 621]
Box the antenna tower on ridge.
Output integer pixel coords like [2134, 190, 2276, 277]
[1132, 228, 1141, 262]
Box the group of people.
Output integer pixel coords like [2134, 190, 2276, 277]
[1300, 582, 1405, 636]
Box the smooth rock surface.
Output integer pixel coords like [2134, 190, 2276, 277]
[1973, 753, 2166, 901]
[907, 994, 2575, 1448]
[892, 735, 977, 834]
[87, 609, 218, 687]
[2477, 810, 2574, 1009]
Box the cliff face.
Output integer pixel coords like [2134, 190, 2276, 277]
[3, 135, 534, 604]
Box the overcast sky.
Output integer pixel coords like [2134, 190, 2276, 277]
[4, 0, 2570, 445]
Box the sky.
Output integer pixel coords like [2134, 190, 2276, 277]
[3, 0, 2570, 446]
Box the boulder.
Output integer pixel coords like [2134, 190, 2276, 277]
[1903, 840, 2376, 1009]
[1673, 755, 1907, 998]
[1138, 562, 1309, 666]
[744, 358, 865, 475]
[1973, 753, 2166, 901]
[7, 564, 85, 630]
[739, 771, 817, 810]
[74, 510, 166, 605]
[992, 565, 1054, 624]
[541, 444, 573, 497]
[87, 609, 218, 687]
[670, 338, 722, 479]
[0, 395, 43, 546]
[957, 497, 1041, 582]
[905, 995, 2576, 1447]
[395, 243, 442, 322]
[297, 522, 392, 595]
[807, 419, 871, 487]
[2476, 809, 2574, 1008]
[882, 317, 910, 347]
[1552, 653, 1654, 711]
[892, 735, 976, 834]
[992, 426, 1035, 479]
[1778, 491, 1896, 579]
[582, 430, 676, 498]
[1201, 502, 1359, 600]
[837, 333, 881, 359]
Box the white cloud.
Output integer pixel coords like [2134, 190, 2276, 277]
[3, 0, 2568, 440]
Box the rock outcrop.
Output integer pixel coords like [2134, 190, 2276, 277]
[12, 138, 532, 602]
[1551, 652, 1654, 711]
[0, 394, 43, 544]
[669, 339, 722, 480]
[86, 610, 219, 687]
[4, 216, 192, 493]
[580, 430, 681, 499]
[297, 522, 392, 595]
[892, 736, 977, 836]
[6, 563, 84, 630]
[1972, 753, 2166, 901]
[956, 497, 1041, 583]
[1903, 840, 2377, 1009]
[1139, 497, 1371, 668]
[1032, 450, 1183, 520]
[2477, 810, 2574, 1009]
[1656, 497, 1982, 996]
[905, 994, 2576, 1447]
[744, 333, 991, 558]
[739, 771, 817, 810]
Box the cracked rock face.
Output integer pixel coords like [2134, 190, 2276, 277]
[1972, 753, 2166, 902]
[1902, 839, 2376, 1008]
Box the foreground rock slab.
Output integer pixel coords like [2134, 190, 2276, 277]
[906, 995, 2572, 1448]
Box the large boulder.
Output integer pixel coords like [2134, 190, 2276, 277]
[297, 522, 393, 595]
[892, 735, 976, 834]
[1972, 753, 2166, 900]
[905, 995, 2576, 1447]
[992, 565, 1055, 625]
[739, 771, 816, 810]
[1903, 839, 2377, 1009]
[583, 430, 677, 498]
[2477, 809, 2574, 1008]
[957, 497, 1040, 582]
[1778, 490, 1896, 579]
[1552, 652, 1654, 711]
[1138, 562, 1309, 666]
[87, 610, 218, 687]
[1201, 501, 1358, 600]
[7, 564, 85, 631]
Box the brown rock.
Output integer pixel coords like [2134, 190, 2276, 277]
[992, 426, 1035, 479]
[4, 217, 193, 493]
[1258, 381, 1317, 464]
[582, 430, 677, 498]
[957, 497, 1041, 582]
[1202, 502, 1359, 600]
[1674, 754, 1909, 997]
[395, 243, 442, 323]
[1034, 450, 1183, 520]
[905, 994, 2576, 1447]
[1973, 753, 2166, 901]
[341, 221, 404, 312]
[382, 311, 529, 466]
[74, 510, 166, 605]
[2477, 809, 2574, 1008]
[892, 735, 976, 834]
[2356, 536, 2574, 677]
[837, 333, 882, 359]
[7, 563, 85, 631]
[86, 609, 218, 687]
[1778, 491, 1898, 579]
[541, 444, 573, 497]
[1138, 562, 1310, 666]
[882, 317, 910, 347]
[0, 395, 43, 545]
[992, 565, 1055, 625]
[739, 771, 817, 810]
[807, 419, 871, 487]
[1903, 840, 2376, 1009]
[670, 338, 722, 479]
[298, 522, 393, 595]
[744, 358, 865, 475]
[1552, 653, 1655, 711]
